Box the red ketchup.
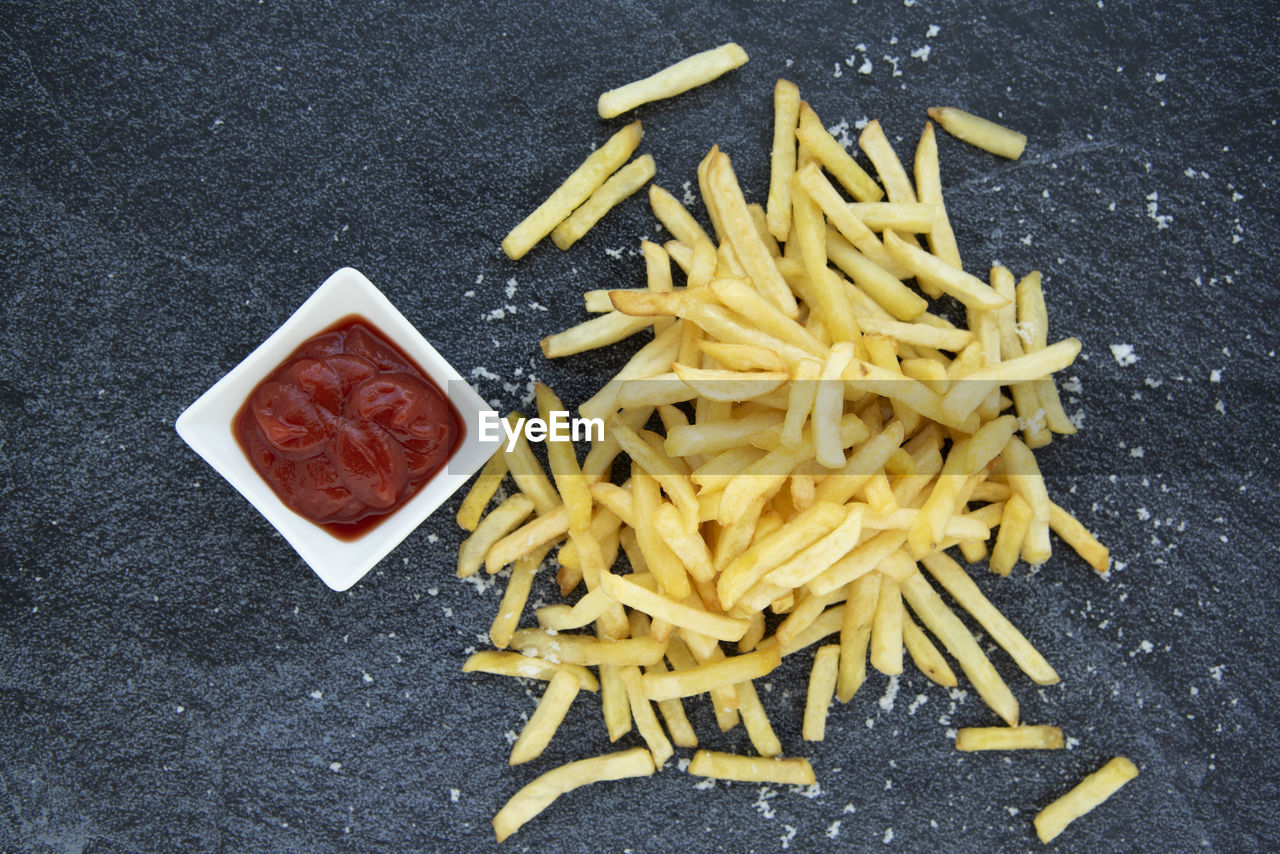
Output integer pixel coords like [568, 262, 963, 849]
[234, 316, 462, 540]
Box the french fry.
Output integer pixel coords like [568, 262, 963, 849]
[486, 505, 569, 574]
[956, 725, 1064, 751]
[493, 748, 655, 842]
[796, 102, 883, 202]
[602, 570, 749, 641]
[461, 650, 599, 692]
[718, 501, 847, 608]
[914, 121, 963, 269]
[652, 503, 715, 582]
[687, 750, 816, 786]
[870, 575, 904, 675]
[502, 121, 643, 259]
[826, 228, 928, 321]
[509, 629, 666, 667]
[491, 545, 551, 648]
[928, 106, 1027, 160]
[551, 154, 656, 250]
[649, 183, 712, 247]
[619, 665, 674, 768]
[708, 151, 798, 317]
[1033, 757, 1139, 843]
[643, 646, 781, 701]
[1049, 501, 1111, 573]
[456, 448, 509, 531]
[767, 79, 801, 241]
[735, 678, 782, 757]
[990, 493, 1034, 576]
[797, 163, 908, 279]
[902, 611, 957, 687]
[674, 364, 791, 402]
[883, 228, 1009, 311]
[802, 644, 841, 740]
[848, 201, 940, 234]
[598, 42, 749, 118]
[600, 663, 632, 742]
[510, 670, 581, 765]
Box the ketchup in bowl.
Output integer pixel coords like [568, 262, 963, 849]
[234, 316, 462, 541]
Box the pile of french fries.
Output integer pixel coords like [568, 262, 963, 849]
[465, 70, 1125, 844]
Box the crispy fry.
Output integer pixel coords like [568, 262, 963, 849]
[956, 725, 1064, 752]
[1034, 757, 1139, 843]
[551, 154, 656, 250]
[928, 106, 1027, 160]
[599, 42, 749, 118]
[510, 670, 581, 765]
[687, 751, 816, 786]
[456, 448, 509, 531]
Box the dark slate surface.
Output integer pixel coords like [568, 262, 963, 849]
[2, 1, 1278, 851]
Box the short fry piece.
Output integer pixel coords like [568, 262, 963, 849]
[687, 750, 816, 786]
[1049, 501, 1111, 573]
[458, 493, 535, 578]
[955, 725, 1064, 751]
[598, 42, 749, 118]
[802, 644, 841, 740]
[493, 748, 656, 842]
[502, 121, 642, 259]
[902, 611, 957, 687]
[766, 79, 801, 241]
[1034, 757, 1139, 843]
[928, 106, 1027, 160]
[461, 650, 599, 692]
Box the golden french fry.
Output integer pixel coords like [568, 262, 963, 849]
[1034, 757, 1139, 843]
[687, 750, 816, 786]
[599, 42, 749, 118]
[802, 644, 841, 740]
[643, 646, 781, 701]
[766, 79, 801, 241]
[602, 570, 749, 641]
[619, 665, 674, 768]
[708, 151, 798, 317]
[956, 725, 1064, 751]
[914, 121, 963, 269]
[461, 650, 599, 692]
[509, 629, 667, 667]
[928, 106, 1027, 160]
[673, 364, 791, 402]
[849, 201, 940, 234]
[902, 610, 957, 687]
[649, 183, 712, 246]
[796, 102, 883, 202]
[990, 493, 1034, 576]
[883, 228, 1008, 311]
[510, 670, 581, 765]
[493, 748, 655, 843]
[503, 121, 642, 259]
[1049, 501, 1111, 572]
[491, 545, 550, 648]
[870, 575, 904, 675]
[456, 448, 509, 531]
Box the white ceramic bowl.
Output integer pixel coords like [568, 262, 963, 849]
[175, 267, 495, 591]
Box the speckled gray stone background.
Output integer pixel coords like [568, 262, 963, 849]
[2, 1, 1278, 852]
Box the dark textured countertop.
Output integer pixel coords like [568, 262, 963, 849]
[2, 1, 1278, 852]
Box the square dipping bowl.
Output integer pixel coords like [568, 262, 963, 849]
[175, 267, 495, 591]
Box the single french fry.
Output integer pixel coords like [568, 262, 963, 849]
[836, 572, 880, 701]
[956, 725, 1064, 751]
[718, 501, 847, 608]
[491, 544, 551, 648]
[652, 503, 715, 582]
[990, 493, 1034, 576]
[493, 748, 655, 843]
[928, 106, 1027, 160]
[855, 316, 974, 351]
[1034, 757, 1139, 844]
[510, 670, 581, 765]
[902, 610, 957, 687]
[461, 650, 599, 692]
[914, 121, 963, 269]
[503, 121, 642, 259]
[602, 571, 749, 641]
[870, 574, 904, 675]
[796, 163, 908, 279]
[848, 201, 940, 234]
[813, 342, 856, 468]
[599, 42, 749, 118]
[643, 646, 781, 701]
[456, 449, 509, 531]
[674, 364, 791, 402]
[826, 228, 928, 321]
[802, 644, 841, 740]
[767, 79, 801, 241]
[708, 151, 798, 317]
[796, 102, 883, 202]
[509, 629, 666, 667]
[883, 228, 1008, 311]
[501, 412, 562, 515]
[619, 665, 674, 768]
[1049, 501, 1111, 572]
[649, 183, 712, 247]
[631, 471, 692, 600]
[552, 154, 656, 250]
[687, 750, 816, 786]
